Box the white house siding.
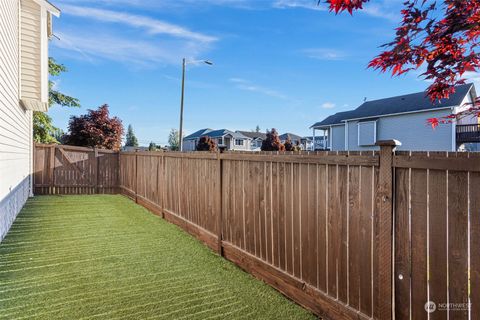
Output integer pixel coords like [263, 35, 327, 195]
[230, 139, 250, 151]
[331, 125, 346, 151]
[346, 109, 454, 151]
[0, 0, 33, 241]
[20, 0, 43, 102]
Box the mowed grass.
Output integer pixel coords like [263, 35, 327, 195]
[0, 195, 315, 320]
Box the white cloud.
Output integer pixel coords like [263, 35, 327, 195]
[302, 48, 347, 61]
[53, 31, 211, 67]
[361, 2, 400, 22]
[61, 5, 217, 43]
[229, 78, 287, 99]
[273, 0, 326, 11]
[58, 0, 254, 10]
[321, 102, 336, 109]
[52, 5, 217, 67]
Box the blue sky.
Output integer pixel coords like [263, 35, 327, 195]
[48, 0, 463, 146]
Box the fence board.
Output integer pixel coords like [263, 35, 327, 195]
[447, 169, 469, 320]
[411, 168, 428, 320]
[471, 169, 480, 320]
[429, 169, 448, 320]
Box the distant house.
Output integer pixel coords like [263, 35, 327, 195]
[183, 129, 251, 151]
[302, 136, 328, 151]
[310, 84, 479, 151]
[0, 0, 60, 241]
[236, 131, 267, 151]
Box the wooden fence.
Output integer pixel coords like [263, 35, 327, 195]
[33, 143, 480, 320]
[34, 144, 119, 195]
[118, 147, 392, 320]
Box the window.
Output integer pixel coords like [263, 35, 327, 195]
[217, 138, 223, 145]
[357, 121, 377, 146]
[235, 139, 244, 146]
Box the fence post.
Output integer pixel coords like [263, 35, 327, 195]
[94, 148, 99, 194]
[217, 150, 223, 256]
[50, 145, 56, 194]
[135, 150, 138, 203]
[374, 139, 400, 320]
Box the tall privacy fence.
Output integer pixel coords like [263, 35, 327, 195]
[34, 143, 480, 320]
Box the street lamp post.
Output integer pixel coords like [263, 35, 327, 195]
[178, 58, 213, 152]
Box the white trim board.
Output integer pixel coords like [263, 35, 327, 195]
[31, 0, 60, 16]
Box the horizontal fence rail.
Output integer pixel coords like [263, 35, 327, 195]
[32, 144, 480, 319]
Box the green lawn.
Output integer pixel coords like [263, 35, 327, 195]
[0, 195, 314, 320]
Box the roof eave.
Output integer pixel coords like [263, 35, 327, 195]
[341, 105, 455, 122]
[33, 0, 61, 17]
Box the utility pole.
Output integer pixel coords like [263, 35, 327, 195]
[179, 58, 186, 152]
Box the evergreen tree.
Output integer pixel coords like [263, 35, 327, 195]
[125, 125, 139, 147]
[168, 129, 180, 151]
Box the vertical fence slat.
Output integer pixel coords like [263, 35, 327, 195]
[429, 168, 448, 320]
[317, 164, 327, 293]
[411, 168, 428, 320]
[447, 169, 469, 320]
[471, 168, 480, 320]
[348, 165, 360, 310]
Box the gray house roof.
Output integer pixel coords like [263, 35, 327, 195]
[311, 83, 475, 128]
[237, 131, 267, 140]
[310, 111, 354, 128]
[184, 128, 249, 140]
[279, 133, 303, 141]
[184, 129, 212, 140]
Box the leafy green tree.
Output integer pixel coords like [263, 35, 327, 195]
[48, 58, 81, 108]
[255, 125, 261, 133]
[168, 129, 180, 151]
[33, 112, 62, 144]
[125, 125, 139, 147]
[34, 57, 80, 144]
[148, 142, 157, 151]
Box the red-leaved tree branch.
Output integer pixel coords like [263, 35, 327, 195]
[324, 0, 480, 128]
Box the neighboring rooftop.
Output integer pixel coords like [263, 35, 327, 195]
[311, 83, 475, 128]
[236, 131, 267, 140]
[279, 133, 303, 141]
[184, 128, 249, 140]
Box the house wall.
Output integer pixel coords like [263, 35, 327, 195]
[346, 109, 454, 151]
[0, 0, 33, 241]
[183, 139, 197, 151]
[231, 139, 250, 151]
[331, 125, 345, 151]
[20, 0, 43, 103]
